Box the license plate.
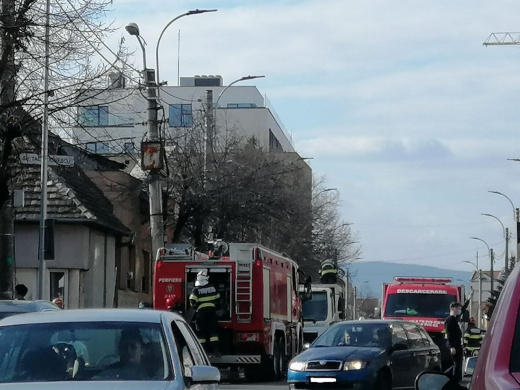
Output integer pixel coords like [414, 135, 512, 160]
[310, 377, 337, 383]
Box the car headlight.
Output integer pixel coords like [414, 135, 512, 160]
[343, 360, 367, 371]
[289, 361, 306, 371]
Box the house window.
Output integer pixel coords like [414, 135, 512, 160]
[169, 104, 193, 127]
[78, 106, 109, 126]
[124, 142, 135, 154]
[86, 142, 110, 154]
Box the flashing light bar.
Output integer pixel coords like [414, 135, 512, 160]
[394, 277, 453, 284]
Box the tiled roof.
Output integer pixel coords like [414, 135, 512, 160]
[14, 165, 131, 236]
[470, 270, 502, 281]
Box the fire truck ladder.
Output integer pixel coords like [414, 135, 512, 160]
[235, 260, 253, 323]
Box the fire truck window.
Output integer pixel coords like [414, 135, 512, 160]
[292, 267, 297, 292]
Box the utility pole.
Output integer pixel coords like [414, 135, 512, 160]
[146, 71, 164, 260]
[0, 0, 17, 299]
[490, 248, 495, 293]
[510, 207, 518, 267]
[203, 89, 213, 188]
[505, 227, 510, 274]
[478, 268, 483, 328]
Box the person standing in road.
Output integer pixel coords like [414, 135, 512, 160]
[444, 302, 465, 382]
[189, 270, 221, 357]
[14, 284, 28, 300]
[464, 317, 483, 357]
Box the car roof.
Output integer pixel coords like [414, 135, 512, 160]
[0, 308, 184, 326]
[0, 300, 58, 312]
[335, 319, 403, 326]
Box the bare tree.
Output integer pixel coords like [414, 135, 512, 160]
[311, 174, 361, 267]
[162, 108, 313, 262]
[0, 0, 132, 209]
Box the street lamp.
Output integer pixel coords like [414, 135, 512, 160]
[155, 9, 217, 96]
[126, 10, 217, 263]
[482, 213, 510, 273]
[489, 190, 519, 268]
[470, 237, 495, 292]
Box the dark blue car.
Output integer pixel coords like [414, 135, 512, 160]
[287, 320, 441, 390]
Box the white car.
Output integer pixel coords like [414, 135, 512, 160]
[0, 308, 220, 389]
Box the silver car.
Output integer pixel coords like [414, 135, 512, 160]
[0, 309, 220, 389]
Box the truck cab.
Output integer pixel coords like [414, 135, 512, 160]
[299, 282, 347, 346]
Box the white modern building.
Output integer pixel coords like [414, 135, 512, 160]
[70, 74, 295, 163]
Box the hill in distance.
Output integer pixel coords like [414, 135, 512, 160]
[345, 261, 472, 301]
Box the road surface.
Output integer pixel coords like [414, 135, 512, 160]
[220, 384, 286, 390]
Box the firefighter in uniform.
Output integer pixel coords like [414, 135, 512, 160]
[189, 270, 221, 357]
[463, 317, 483, 357]
[319, 260, 338, 284]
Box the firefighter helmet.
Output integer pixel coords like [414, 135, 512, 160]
[165, 296, 177, 309]
[195, 269, 209, 287]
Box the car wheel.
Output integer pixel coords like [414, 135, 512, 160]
[374, 369, 392, 390]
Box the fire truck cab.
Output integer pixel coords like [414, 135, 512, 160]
[153, 242, 312, 381]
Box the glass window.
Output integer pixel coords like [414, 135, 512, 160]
[170, 321, 194, 379]
[417, 326, 432, 346]
[0, 321, 171, 383]
[510, 300, 520, 372]
[86, 143, 96, 152]
[300, 291, 328, 321]
[176, 321, 208, 365]
[384, 293, 458, 318]
[403, 322, 424, 348]
[390, 323, 408, 346]
[312, 323, 392, 349]
[78, 106, 109, 126]
[124, 142, 135, 154]
[97, 143, 109, 154]
[169, 104, 192, 127]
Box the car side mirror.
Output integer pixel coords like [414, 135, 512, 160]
[190, 366, 220, 384]
[464, 357, 477, 376]
[415, 372, 452, 390]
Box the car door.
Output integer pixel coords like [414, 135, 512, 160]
[175, 320, 218, 390]
[402, 322, 428, 379]
[389, 322, 415, 389]
[417, 325, 441, 371]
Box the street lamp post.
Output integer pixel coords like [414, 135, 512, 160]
[470, 237, 494, 292]
[482, 213, 509, 274]
[126, 10, 216, 263]
[489, 190, 518, 269]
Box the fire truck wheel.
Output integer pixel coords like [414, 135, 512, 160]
[273, 336, 284, 381]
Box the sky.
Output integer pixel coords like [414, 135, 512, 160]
[105, 0, 520, 273]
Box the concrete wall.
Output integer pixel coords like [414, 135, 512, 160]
[15, 223, 117, 309]
[15, 223, 90, 269]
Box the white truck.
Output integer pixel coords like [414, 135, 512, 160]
[300, 281, 348, 347]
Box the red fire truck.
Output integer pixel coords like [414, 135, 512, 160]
[381, 276, 466, 369]
[153, 242, 312, 380]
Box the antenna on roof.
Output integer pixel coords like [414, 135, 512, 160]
[177, 29, 181, 86]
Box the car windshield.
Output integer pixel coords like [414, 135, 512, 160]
[0, 321, 171, 383]
[313, 323, 392, 349]
[301, 291, 328, 321]
[384, 293, 458, 318]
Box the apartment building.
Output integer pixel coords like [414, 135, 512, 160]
[71, 74, 295, 164]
